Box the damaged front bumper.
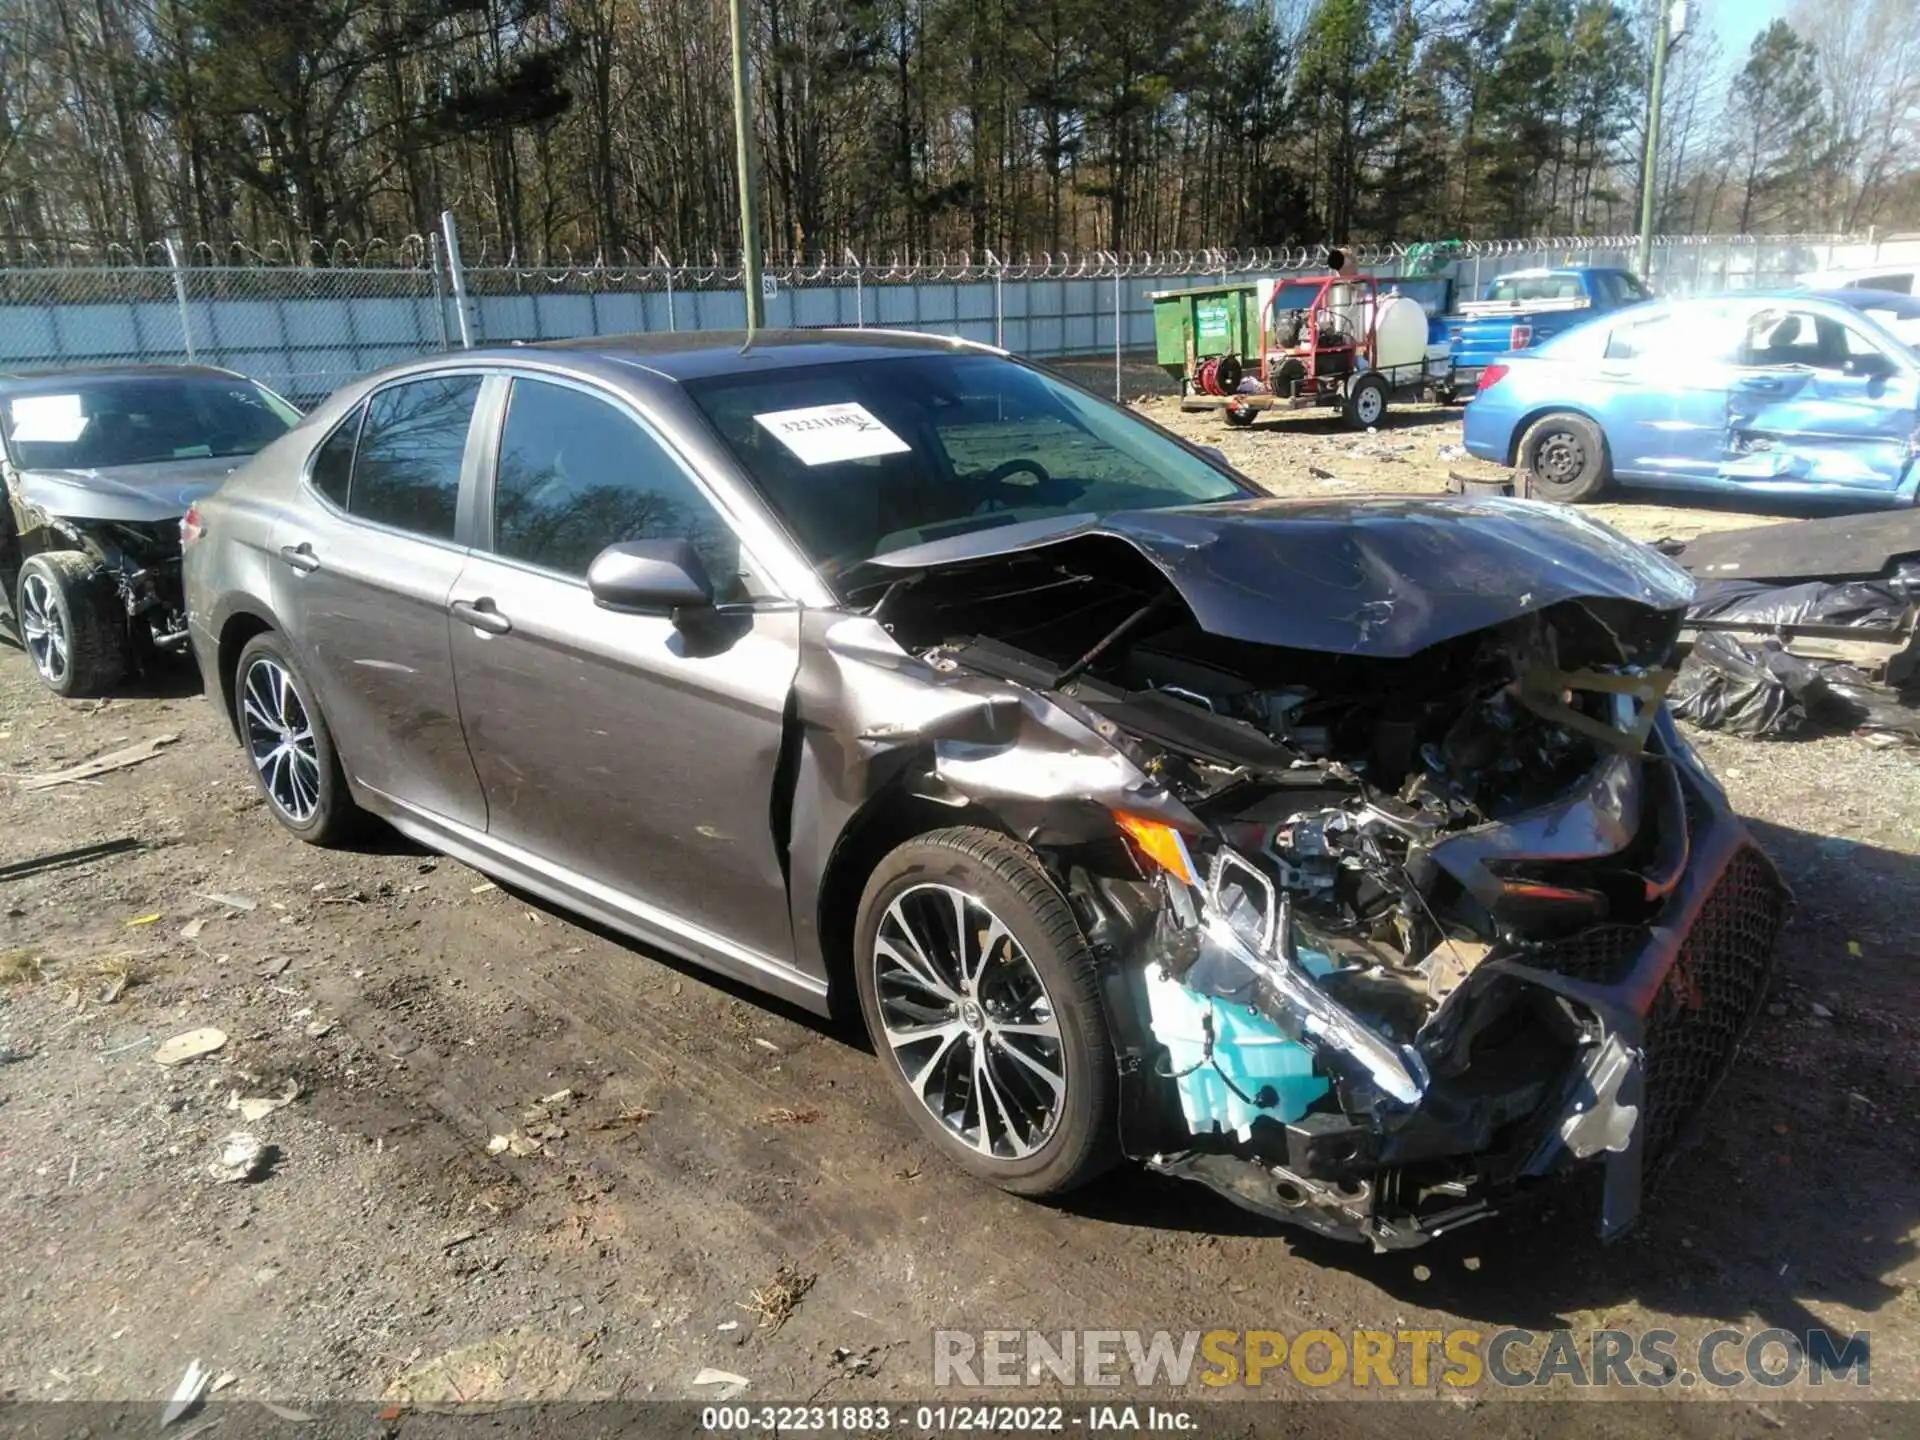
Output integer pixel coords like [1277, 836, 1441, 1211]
[1117, 716, 1788, 1250]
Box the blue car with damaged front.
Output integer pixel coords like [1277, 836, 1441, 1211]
[1463, 289, 1920, 509]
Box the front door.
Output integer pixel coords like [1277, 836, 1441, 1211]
[1721, 304, 1920, 495]
[270, 373, 488, 829]
[1595, 302, 1737, 483]
[447, 374, 801, 966]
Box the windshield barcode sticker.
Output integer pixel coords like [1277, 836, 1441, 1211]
[8, 394, 88, 444]
[753, 403, 910, 465]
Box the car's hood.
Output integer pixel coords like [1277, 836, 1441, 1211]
[869, 495, 1695, 657]
[13, 454, 244, 524]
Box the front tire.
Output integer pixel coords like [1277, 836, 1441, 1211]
[232, 633, 363, 845]
[17, 552, 129, 697]
[854, 827, 1119, 1197]
[1519, 411, 1610, 502]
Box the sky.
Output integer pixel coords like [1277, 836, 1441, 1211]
[1705, 0, 1793, 64]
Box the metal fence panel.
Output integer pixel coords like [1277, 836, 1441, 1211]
[1, 230, 1908, 407]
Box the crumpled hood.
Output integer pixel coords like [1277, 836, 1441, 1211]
[14, 454, 244, 524]
[870, 495, 1696, 657]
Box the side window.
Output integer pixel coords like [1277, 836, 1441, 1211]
[491, 378, 751, 596]
[348, 375, 482, 540]
[1736, 308, 1833, 369]
[309, 405, 361, 508]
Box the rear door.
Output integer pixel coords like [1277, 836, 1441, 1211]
[1721, 303, 1920, 495]
[270, 372, 488, 828]
[447, 373, 802, 966]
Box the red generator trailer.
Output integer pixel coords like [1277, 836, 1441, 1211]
[1182, 273, 1448, 430]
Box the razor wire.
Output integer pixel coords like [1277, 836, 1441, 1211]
[0, 229, 1875, 405]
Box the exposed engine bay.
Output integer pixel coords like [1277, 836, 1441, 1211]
[852, 500, 1788, 1248]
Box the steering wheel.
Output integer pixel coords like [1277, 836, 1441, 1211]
[966, 457, 1053, 510]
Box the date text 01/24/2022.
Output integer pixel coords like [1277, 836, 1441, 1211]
[699, 1405, 1198, 1432]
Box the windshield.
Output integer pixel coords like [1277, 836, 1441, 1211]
[685, 352, 1247, 583]
[1, 376, 300, 470]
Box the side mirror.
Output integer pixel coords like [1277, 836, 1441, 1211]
[1849, 350, 1897, 381]
[587, 538, 715, 617]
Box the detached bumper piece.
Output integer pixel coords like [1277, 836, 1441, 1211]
[1135, 744, 1787, 1251]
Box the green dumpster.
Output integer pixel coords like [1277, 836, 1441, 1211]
[1149, 281, 1264, 390]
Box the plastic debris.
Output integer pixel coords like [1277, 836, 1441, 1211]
[259, 1403, 318, 1423]
[208, 1132, 269, 1183]
[197, 892, 259, 913]
[125, 913, 163, 927]
[210, 1373, 237, 1393]
[179, 917, 207, 941]
[692, 1367, 750, 1397]
[154, 1027, 228, 1067]
[470, 882, 497, 894]
[159, 1359, 211, 1426]
[17, 733, 180, 791]
[304, 1019, 334, 1039]
[228, 1081, 300, 1123]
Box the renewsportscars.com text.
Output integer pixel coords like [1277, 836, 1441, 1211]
[933, 1327, 1871, 1390]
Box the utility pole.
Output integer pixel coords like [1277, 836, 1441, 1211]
[730, 0, 766, 333]
[1636, 1, 1685, 283]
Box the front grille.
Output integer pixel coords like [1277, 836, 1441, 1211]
[1520, 924, 1646, 985]
[1641, 846, 1786, 1161]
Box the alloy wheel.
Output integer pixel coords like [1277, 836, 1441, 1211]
[241, 656, 322, 823]
[873, 883, 1067, 1160]
[19, 574, 68, 686]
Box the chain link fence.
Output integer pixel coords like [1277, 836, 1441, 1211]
[0, 225, 1892, 406]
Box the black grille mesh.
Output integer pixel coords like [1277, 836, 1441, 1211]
[1521, 924, 1647, 985]
[1641, 846, 1786, 1160]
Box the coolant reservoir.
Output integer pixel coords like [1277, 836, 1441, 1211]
[1374, 293, 1429, 371]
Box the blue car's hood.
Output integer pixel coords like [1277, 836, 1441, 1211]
[871, 495, 1695, 658]
[13, 454, 243, 524]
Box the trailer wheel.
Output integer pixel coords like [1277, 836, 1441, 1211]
[1344, 372, 1389, 429]
[1519, 411, 1610, 503]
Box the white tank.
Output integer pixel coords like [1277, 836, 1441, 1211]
[1373, 293, 1429, 371]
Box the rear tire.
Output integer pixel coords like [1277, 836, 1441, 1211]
[16, 551, 129, 698]
[1519, 412, 1610, 502]
[232, 632, 364, 845]
[1344, 372, 1389, 429]
[854, 827, 1119, 1198]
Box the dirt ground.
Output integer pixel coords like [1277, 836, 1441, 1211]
[1, 399, 1916, 1431]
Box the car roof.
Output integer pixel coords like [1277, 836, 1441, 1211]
[521, 327, 999, 381]
[0, 363, 249, 395]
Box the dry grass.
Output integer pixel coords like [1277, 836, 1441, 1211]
[586, 1106, 657, 1132]
[762, 1106, 820, 1125]
[740, 1265, 816, 1332]
[0, 949, 45, 986]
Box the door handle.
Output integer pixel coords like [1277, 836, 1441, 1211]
[450, 597, 512, 635]
[278, 542, 320, 574]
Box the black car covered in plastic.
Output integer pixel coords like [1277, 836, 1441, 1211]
[0, 366, 298, 695]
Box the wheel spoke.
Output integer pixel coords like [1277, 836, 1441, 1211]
[992, 1030, 1066, 1101]
[906, 1025, 966, 1096]
[874, 931, 960, 1005]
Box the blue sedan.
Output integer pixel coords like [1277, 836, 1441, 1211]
[1462, 289, 1920, 507]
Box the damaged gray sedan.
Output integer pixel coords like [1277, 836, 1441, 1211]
[183, 331, 1786, 1250]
